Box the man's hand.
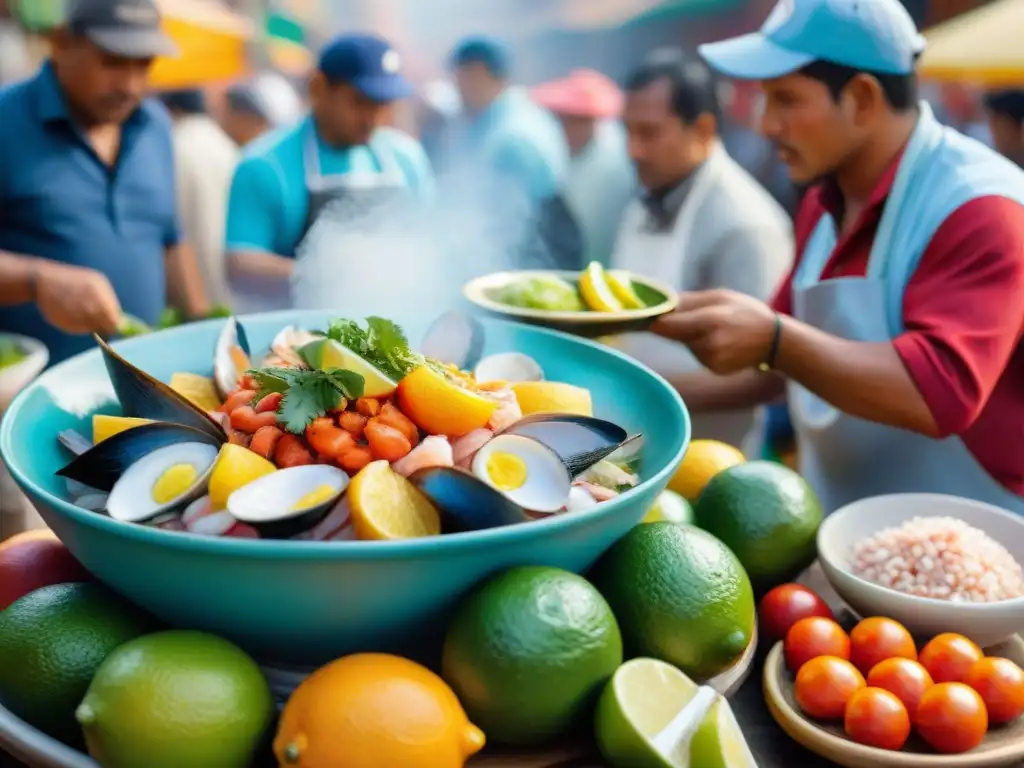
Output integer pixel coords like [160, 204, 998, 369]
[650, 289, 777, 375]
[34, 261, 122, 336]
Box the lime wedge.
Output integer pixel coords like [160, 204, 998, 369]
[642, 491, 694, 525]
[690, 697, 758, 768]
[595, 658, 706, 768]
[607, 270, 646, 310]
[301, 339, 397, 398]
[579, 261, 624, 313]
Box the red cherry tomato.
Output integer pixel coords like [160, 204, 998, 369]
[849, 617, 917, 675]
[785, 617, 851, 673]
[919, 633, 985, 684]
[916, 682, 989, 754]
[963, 656, 1024, 724]
[759, 584, 834, 643]
[866, 657, 934, 719]
[794, 656, 865, 721]
[844, 687, 911, 751]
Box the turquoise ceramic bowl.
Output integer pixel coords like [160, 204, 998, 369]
[0, 311, 689, 667]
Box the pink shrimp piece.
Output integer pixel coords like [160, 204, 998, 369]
[391, 436, 454, 477]
[364, 419, 412, 462]
[303, 498, 351, 541]
[572, 481, 619, 503]
[487, 400, 523, 432]
[328, 524, 357, 541]
[378, 402, 420, 447]
[188, 510, 237, 536]
[225, 522, 260, 539]
[452, 428, 494, 467]
[182, 495, 214, 527]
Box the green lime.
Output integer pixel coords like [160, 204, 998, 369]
[642, 491, 694, 525]
[0, 583, 154, 743]
[690, 697, 758, 768]
[693, 461, 821, 590]
[76, 630, 274, 768]
[589, 523, 755, 680]
[442, 566, 622, 747]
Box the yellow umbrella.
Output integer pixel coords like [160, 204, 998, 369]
[919, 0, 1024, 86]
[149, 0, 255, 89]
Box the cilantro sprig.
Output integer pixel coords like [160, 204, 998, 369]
[320, 316, 424, 381]
[246, 367, 365, 434]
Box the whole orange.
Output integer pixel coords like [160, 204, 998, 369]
[274, 653, 486, 768]
[0, 530, 92, 611]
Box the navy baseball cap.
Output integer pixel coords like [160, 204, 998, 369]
[450, 36, 511, 78]
[66, 0, 177, 59]
[318, 33, 412, 102]
[698, 0, 926, 80]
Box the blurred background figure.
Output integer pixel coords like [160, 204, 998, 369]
[531, 69, 635, 267]
[984, 89, 1024, 166]
[221, 71, 304, 148]
[606, 51, 793, 449]
[159, 88, 239, 309]
[415, 79, 461, 171]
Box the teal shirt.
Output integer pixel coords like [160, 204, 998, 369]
[225, 118, 434, 258]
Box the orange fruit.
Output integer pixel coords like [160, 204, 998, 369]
[274, 653, 486, 768]
[396, 366, 499, 438]
[0, 530, 92, 611]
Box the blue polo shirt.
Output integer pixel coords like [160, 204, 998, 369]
[0, 63, 178, 365]
[225, 118, 434, 258]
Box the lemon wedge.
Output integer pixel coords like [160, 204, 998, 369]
[579, 261, 624, 313]
[348, 460, 441, 540]
[606, 270, 646, 310]
[170, 372, 222, 412]
[92, 415, 153, 444]
[207, 444, 276, 510]
[511, 381, 593, 417]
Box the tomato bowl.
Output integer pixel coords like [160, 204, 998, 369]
[0, 310, 689, 667]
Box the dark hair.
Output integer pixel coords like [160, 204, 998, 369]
[983, 90, 1024, 125]
[798, 60, 918, 112]
[449, 36, 510, 79]
[225, 86, 268, 121]
[158, 89, 206, 115]
[623, 51, 721, 125]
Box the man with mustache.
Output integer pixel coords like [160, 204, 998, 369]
[0, 0, 209, 364]
[653, 0, 1024, 515]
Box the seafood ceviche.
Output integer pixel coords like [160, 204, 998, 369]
[56, 316, 642, 542]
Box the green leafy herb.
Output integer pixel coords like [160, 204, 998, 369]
[0, 338, 27, 370]
[246, 367, 365, 434]
[322, 316, 425, 381]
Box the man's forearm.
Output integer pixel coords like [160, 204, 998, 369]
[775, 315, 939, 436]
[0, 251, 41, 305]
[227, 250, 294, 281]
[668, 369, 784, 412]
[165, 244, 210, 318]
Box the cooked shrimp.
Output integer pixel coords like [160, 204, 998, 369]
[274, 433, 315, 467]
[230, 406, 278, 434]
[452, 428, 494, 466]
[337, 445, 374, 474]
[220, 389, 256, 413]
[228, 431, 251, 448]
[355, 397, 381, 417]
[487, 400, 522, 432]
[306, 418, 356, 460]
[254, 392, 283, 413]
[304, 498, 351, 541]
[572, 481, 619, 502]
[338, 411, 368, 439]
[391, 436, 454, 477]
[378, 402, 420, 446]
[364, 419, 412, 462]
[250, 425, 285, 460]
[477, 380, 509, 392]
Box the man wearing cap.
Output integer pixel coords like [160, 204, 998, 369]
[0, 0, 209, 364]
[530, 69, 635, 268]
[224, 34, 433, 312]
[221, 73, 304, 149]
[651, 0, 1024, 513]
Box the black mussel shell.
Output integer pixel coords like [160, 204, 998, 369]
[499, 414, 631, 478]
[234, 318, 251, 356]
[421, 311, 484, 370]
[58, 429, 93, 457]
[95, 335, 225, 440]
[57, 422, 223, 492]
[408, 466, 529, 533]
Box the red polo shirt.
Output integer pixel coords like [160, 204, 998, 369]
[772, 157, 1024, 496]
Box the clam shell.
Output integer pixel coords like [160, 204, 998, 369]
[499, 414, 631, 478]
[474, 353, 544, 385]
[213, 317, 252, 398]
[421, 311, 484, 369]
[227, 464, 349, 539]
[95, 335, 225, 440]
[105, 440, 219, 523]
[408, 466, 529, 533]
[57, 422, 223, 492]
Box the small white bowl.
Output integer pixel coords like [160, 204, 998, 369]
[818, 493, 1024, 647]
[0, 334, 48, 412]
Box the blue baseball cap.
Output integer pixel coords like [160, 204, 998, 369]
[318, 33, 412, 102]
[449, 36, 511, 78]
[698, 0, 926, 80]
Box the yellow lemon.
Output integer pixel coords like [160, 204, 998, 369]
[606, 270, 646, 310]
[207, 444, 276, 510]
[92, 415, 153, 444]
[668, 440, 746, 503]
[578, 261, 623, 312]
[169, 373, 222, 412]
[275, 653, 485, 768]
[511, 381, 593, 417]
[348, 460, 441, 540]
[396, 365, 498, 438]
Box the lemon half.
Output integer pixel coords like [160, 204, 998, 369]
[579, 261, 624, 313]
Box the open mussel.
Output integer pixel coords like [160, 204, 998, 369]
[421, 311, 484, 370]
[95, 335, 225, 441]
[409, 467, 528, 533]
[214, 317, 252, 398]
[227, 465, 349, 539]
[58, 422, 223, 523]
[498, 414, 632, 478]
